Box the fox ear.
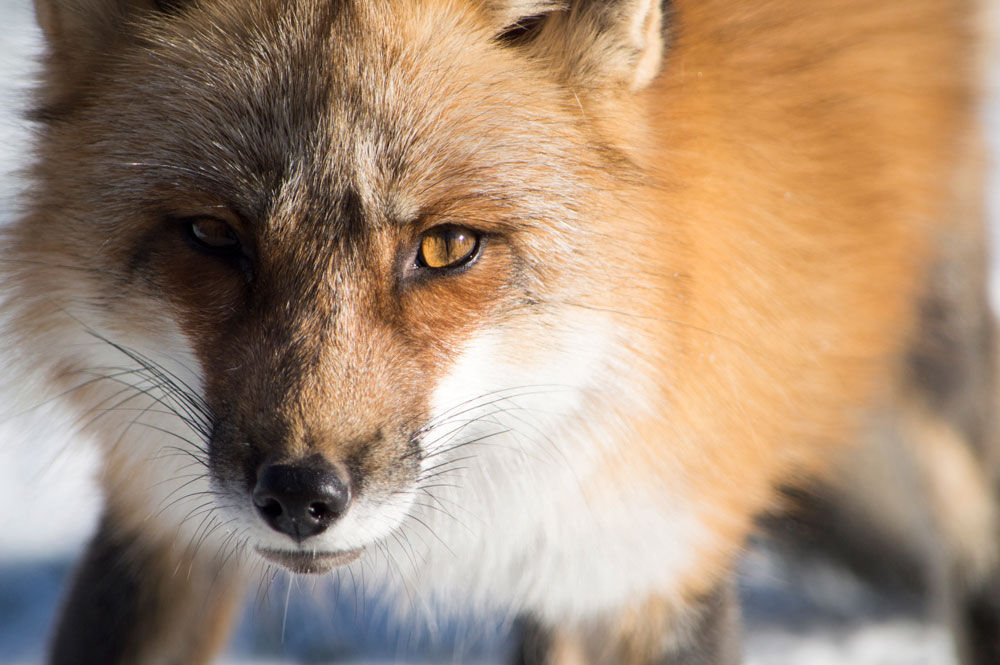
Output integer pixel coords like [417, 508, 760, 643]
[491, 0, 666, 92]
[33, 0, 182, 112]
[34, 0, 179, 53]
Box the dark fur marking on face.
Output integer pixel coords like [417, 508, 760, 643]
[127, 241, 155, 282]
[27, 104, 66, 125]
[336, 187, 367, 239]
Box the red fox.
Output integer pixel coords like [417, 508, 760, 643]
[2, 0, 997, 663]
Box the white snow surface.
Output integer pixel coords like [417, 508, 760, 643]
[0, 1, 995, 663]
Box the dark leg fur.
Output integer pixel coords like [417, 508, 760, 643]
[49, 512, 243, 665]
[960, 574, 1000, 665]
[513, 617, 556, 665]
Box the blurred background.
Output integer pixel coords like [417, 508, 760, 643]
[0, 0, 997, 663]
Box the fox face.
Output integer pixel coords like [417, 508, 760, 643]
[11, 0, 662, 578]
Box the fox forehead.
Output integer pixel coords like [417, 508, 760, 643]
[74, 0, 608, 241]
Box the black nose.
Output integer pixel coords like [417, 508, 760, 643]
[252, 458, 351, 541]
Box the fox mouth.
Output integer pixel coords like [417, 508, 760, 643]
[255, 547, 363, 574]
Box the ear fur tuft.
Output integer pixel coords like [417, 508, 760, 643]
[486, 1, 566, 32]
[495, 12, 552, 46]
[152, 0, 188, 13]
[492, 0, 666, 92]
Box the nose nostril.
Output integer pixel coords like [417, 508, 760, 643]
[308, 502, 332, 522]
[256, 496, 283, 520]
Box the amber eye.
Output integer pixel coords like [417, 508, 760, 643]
[417, 226, 480, 270]
[185, 217, 240, 254]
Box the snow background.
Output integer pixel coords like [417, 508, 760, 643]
[0, 0, 996, 663]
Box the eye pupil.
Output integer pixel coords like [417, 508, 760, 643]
[188, 218, 239, 251]
[418, 227, 479, 270]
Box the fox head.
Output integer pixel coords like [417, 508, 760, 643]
[7, 0, 671, 574]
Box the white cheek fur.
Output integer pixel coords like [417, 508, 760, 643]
[70, 322, 235, 550]
[376, 313, 711, 625]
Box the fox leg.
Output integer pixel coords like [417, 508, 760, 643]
[961, 572, 1000, 665]
[514, 583, 742, 665]
[914, 415, 1000, 665]
[49, 511, 244, 665]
